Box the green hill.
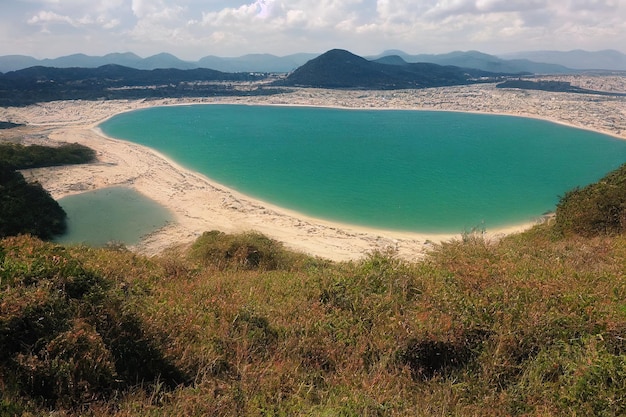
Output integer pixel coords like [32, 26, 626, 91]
[2, 163, 626, 416]
[279, 49, 516, 89]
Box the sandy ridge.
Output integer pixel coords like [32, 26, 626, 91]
[1, 78, 624, 261]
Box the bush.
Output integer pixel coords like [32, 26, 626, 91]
[513, 336, 626, 415]
[0, 236, 187, 408]
[555, 163, 626, 236]
[0, 164, 66, 239]
[189, 230, 302, 270]
[0, 142, 95, 169]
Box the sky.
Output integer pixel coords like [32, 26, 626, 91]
[1, 0, 625, 60]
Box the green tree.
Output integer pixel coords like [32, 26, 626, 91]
[0, 163, 66, 239]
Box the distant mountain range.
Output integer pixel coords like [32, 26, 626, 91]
[277, 49, 517, 89]
[499, 50, 626, 71]
[368, 50, 574, 74]
[197, 53, 318, 73]
[1, 49, 625, 74]
[0, 52, 318, 74]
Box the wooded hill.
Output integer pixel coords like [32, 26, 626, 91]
[0, 65, 280, 106]
[278, 49, 523, 89]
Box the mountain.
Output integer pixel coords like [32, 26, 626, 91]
[369, 50, 573, 74]
[0, 52, 198, 73]
[0, 52, 317, 73]
[499, 50, 626, 71]
[40, 53, 113, 69]
[278, 49, 511, 90]
[198, 53, 318, 73]
[371, 55, 409, 66]
[4, 48, 620, 75]
[137, 53, 198, 70]
[0, 55, 41, 73]
[1, 64, 230, 85]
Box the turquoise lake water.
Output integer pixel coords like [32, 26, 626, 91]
[99, 105, 626, 233]
[55, 187, 172, 246]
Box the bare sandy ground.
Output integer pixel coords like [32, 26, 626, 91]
[1, 79, 624, 261]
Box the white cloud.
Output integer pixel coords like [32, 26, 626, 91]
[26, 0, 127, 31]
[27, 11, 74, 26]
[130, 0, 154, 18]
[4, 0, 626, 58]
[200, 0, 276, 26]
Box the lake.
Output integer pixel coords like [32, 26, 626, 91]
[55, 186, 172, 247]
[98, 104, 626, 233]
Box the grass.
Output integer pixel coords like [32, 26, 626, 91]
[1, 163, 626, 416]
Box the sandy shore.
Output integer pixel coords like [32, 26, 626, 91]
[1, 78, 624, 261]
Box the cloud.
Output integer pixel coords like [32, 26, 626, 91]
[27, 11, 75, 26]
[26, 0, 126, 30]
[200, 0, 278, 27]
[131, 0, 184, 20]
[4, 0, 626, 58]
[569, 0, 619, 11]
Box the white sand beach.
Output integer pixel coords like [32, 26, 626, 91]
[1, 78, 625, 261]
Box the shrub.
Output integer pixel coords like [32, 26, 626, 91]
[0, 142, 95, 169]
[555, 163, 626, 236]
[0, 236, 187, 408]
[189, 230, 301, 270]
[513, 336, 626, 415]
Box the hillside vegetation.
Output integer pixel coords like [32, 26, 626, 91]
[0, 142, 96, 239]
[1, 163, 626, 416]
[0, 142, 95, 169]
[0, 65, 280, 106]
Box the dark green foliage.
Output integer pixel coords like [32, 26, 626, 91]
[0, 65, 281, 106]
[555, 163, 626, 236]
[0, 142, 96, 240]
[0, 236, 187, 408]
[0, 142, 95, 169]
[0, 164, 66, 239]
[279, 49, 506, 89]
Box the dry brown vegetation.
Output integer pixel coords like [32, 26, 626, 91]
[1, 164, 626, 416]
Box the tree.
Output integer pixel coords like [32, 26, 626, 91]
[0, 163, 67, 239]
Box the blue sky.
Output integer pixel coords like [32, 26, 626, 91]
[2, 0, 624, 59]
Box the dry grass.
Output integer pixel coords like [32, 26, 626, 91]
[2, 162, 626, 416]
